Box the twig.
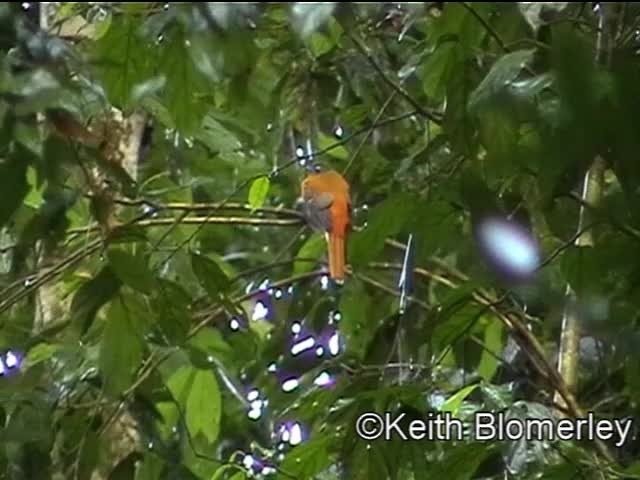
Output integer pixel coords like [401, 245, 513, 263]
[461, 2, 508, 52]
[343, 91, 397, 176]
[68, 216, 303, 235]
[346, 32, 443, 125]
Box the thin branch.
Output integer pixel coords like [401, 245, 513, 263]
[68, 216, 303, 235]
[343, 91, 397, 176]
[103, 197, 304, 219]
[346, 32, 443, 125]
[461, 2, 508, 52]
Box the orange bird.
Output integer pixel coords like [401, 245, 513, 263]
[300, 169, 351, 282]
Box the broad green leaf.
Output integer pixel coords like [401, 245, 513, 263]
[197, 115, 243, 154]
[469, 49, 535, 111]
[99, 297, 144, 396]
[131, 75, 167, 104]
[154, 280, 192, 345]
[188, 32, 224, 83]
[439, 384, 479, 416]
[24, 343, 61, 369]
[93, 16, 153, 106]
[411, 199, 459, 261]
[134, 454, 165, 480]
[107, 248, 155, 294]
[93, 9, 113, 39]
[422, 42, 461, 100]
[339, 279, 372, 359]
[294, 233, 325, 275]
[187, 369, 221, 443]
[432, 302, 485, 354]
[191, 252, 231, 295]
[317, 132, 348, 160]
[248, 176, 270, 210]
[188, 327, 234, 366]
[429, 442, 495, 480]
[477, 320, 503, 381]
[281, 434, 334, 478]
[560, 246, 602, 296]
[211, 466, 244, 480]
[24, 167, 44, 209]
[349, 193, 416, 267]
[70, 267, 122, 334]
[308, 32, 335, 58]
[165, 365, 221, 444]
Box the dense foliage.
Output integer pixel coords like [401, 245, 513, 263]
[1, 2, 640, 479]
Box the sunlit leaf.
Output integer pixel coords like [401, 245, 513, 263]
[165, 364, 221, 444]
[24, 343, 61, 369]
[248, 176, 270, 210]
[477, 320, 503, 381]
[439, 384, 479, 416]
[317, 132, 348, 160]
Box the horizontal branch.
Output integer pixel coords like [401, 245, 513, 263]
[68, 216, 303, 235]
[105, 197, 304, 219]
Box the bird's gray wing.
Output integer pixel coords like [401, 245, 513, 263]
[299, 191, 333, 233]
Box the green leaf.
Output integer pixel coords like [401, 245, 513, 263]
[560, 246, 600, 296]
[70, 267, 122, 334]
[412, 199, 459, 261]
[188, 32, 224, 83]
[99, 297, 144, 396]
[317, 132, 348, 160]
[281, 434, 334, 478]
[439, 384, 479, 416]
[294, 233, 325, 275]
[107, 248, 155, 294]
[197, 115, 243, 154]
[422, 42, 461, 100]
[131, 75, 167, 104]
[477, 320, 503, 381]
[157, 28, 209, 134]
[469, 50, 535, 111]
[165, 365, 221, 444]
[248, 176, 270, 210]
[429, 442, 495, 480]
[24, 343, 61, 369]
[188, 327, 234, 367]
[93, 16, 153, 106]
[191, 252, 231, 296]
[211, 466, 244, 480]
[308, 32, 335, 58]
[154, 280, 192, 345]
[349, 193, 416, 267]
[94, 9, 113, 39]
[339, 279, 372, 359]
[134, 454, 165, 480]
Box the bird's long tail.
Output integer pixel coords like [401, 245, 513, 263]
[327, 233, 345, 282]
